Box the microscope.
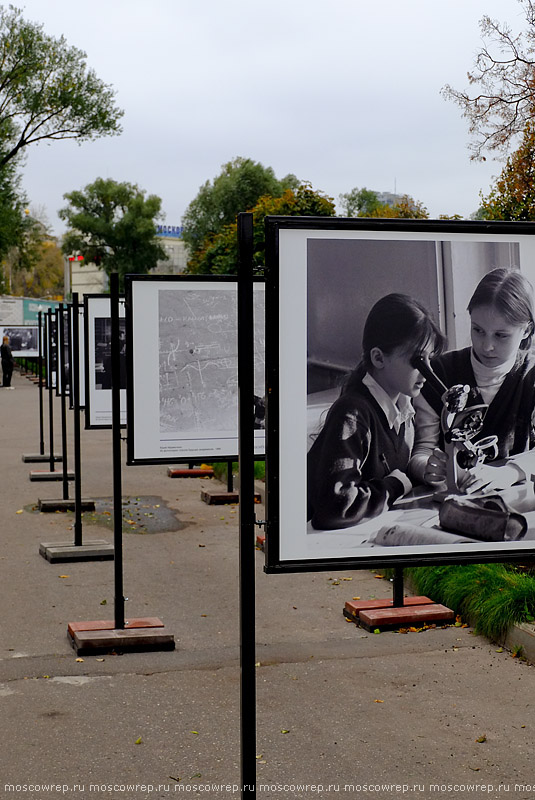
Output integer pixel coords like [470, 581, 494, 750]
[411, 356, 498, 494]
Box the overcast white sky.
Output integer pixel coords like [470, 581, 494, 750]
[15, 0, 529, 234]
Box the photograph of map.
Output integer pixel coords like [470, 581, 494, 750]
[159, 287, 239, 433]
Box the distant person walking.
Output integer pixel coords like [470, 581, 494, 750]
[1, 334, 14, 388]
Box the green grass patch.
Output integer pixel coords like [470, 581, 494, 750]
[404, 563, 535, 640]
[211, 461, 265, 482]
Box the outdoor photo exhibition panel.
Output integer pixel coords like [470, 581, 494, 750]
[84, 294, 126, 429]
[0, 324, 39, 357]
[55, 306, 71, 397]
[125, 275, 265, 464]
[70, 302, 86, 409]
[44, 313, 57, 389]
[264, 217, 535, 572]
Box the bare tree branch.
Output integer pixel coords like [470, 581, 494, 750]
[442, 0, 535, 160]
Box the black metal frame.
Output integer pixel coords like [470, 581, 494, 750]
[124, 272, 266, 466]
[57, 304, 70, 500]
[37, 311, 45, 456]
[264, 215, 535, 573]
[237, 213, 257, 796]
[45, 309, 57, 471]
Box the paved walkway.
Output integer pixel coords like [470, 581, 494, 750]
[0, 370, 534, 800]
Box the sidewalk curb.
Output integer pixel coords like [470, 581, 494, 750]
[502, 622, 535, 662]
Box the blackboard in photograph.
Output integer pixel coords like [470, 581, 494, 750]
[84, 294, 126, 429]
[0, 325, 39, 357]
[126, 276, 265, 464]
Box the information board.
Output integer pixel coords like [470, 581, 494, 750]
[126, 275, 265, 463]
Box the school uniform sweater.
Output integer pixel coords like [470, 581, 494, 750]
[418, 347, 535, 460]
[307, 376, 413, 530]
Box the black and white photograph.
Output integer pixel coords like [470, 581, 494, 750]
[125, 275, 265, 464]
[0, 325, 39, 357]
[84, 294, 126, 428]
[265, 218, 535, 571]
[94, 317, 126, 391]
[55, 307, 71, 397]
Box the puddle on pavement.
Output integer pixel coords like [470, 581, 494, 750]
[29, 495, 188, 535]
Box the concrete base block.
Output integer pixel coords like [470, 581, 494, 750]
[39, 540, 114, 562]
[30, 470, 75, 481]
[38, 498, 96, 512]
[22, 453, 63, 463]
[67, 617, 175, 655]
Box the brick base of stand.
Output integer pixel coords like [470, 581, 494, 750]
[344, 596, 454, 631]
[167, 467, 214, 478]
[67, 617, 175, 656]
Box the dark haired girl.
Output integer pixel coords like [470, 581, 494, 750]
[307, 293, 445, 530]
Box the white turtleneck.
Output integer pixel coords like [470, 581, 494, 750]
[469, 349, 518, 405]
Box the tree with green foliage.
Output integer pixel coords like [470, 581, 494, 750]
[182, 157, 299, 257]
[338, 187, 383, 217]
[59, 178, 167, 289]
[338, 187, 429, 219]
[0, 159, 27, 269]
[0, 5, 123, 168]
[368, 194, 429, 219]
[9, 232, 64, 297]
[4, 207, 64, 297]
[186, 183, 335, 275]
[479, 121, 535, 219]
